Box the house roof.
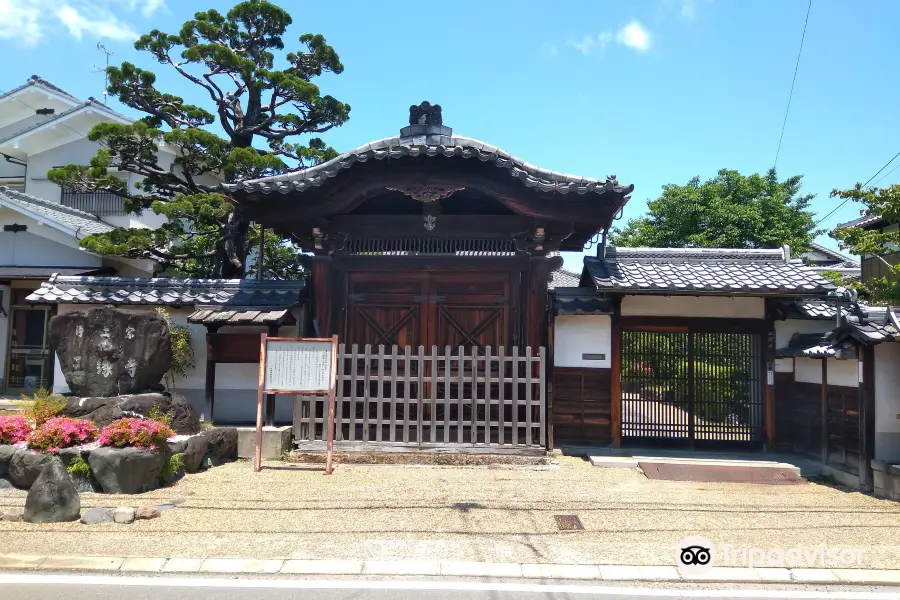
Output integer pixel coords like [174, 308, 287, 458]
[548, 268, 582, 290]
[807, 242, 859, 267]
[0, 266, 111, 280]
[836, 213, 887, 230]
[776, 333, 858, 359]
[583, 246, 835, 296]
[187, 307, 296, 327]
[552, 287, 614, 315]
[0, 99, 131, 147]
[26, 274, 306, 308]
[835, 305, 899, 344]
[0, 75, 80, 103]
[0, 186, 114, 238]
[805, 265, 861, 280]
[224, 127, 633, 199]
[781, 300, 848, 320]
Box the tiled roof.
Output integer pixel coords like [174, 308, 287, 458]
[782, 300, 848, 320]
[838, 305, 899, 344]
[26, 274, 305, 307]
[836, 213, 886, 230]
[776, 333, 857, 359]
[0, 99, 130, 146]
[0, 75, 80, 102]
[805, 265, 861, 280]
[0, 266, 110, 280]
[584, 247, 835, 295]
[552, 288, 613, 316]
[187, 308, 296, 326]
[548, 268, 582, 289]
[225, 124, 633, 198]
[0, 186, 113, 237]
[807, 242, 859, 267]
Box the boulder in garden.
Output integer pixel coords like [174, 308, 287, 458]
[59, 393, 200, 435]
[80, 507, 114, 525]
[8, 450, 55, 489]
[88, 447, 165, 495]
[183, 435, 209, 473]
[49, 307, 172, 397]
[0, 445, 16, 477]
[23, 459, 81, 523]
[203, 428, 238, 466]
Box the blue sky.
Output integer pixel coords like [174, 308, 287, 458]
[1, 0, 898, 272]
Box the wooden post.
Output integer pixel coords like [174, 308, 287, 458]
[203, 326, 220, 424]
[821, 359, 829, 464]
[311, 256, 333, 336]
[546, 292, 556, 451]
[257, 226, 265, 281]
[763, 309, 776, 450]
[264, 324, 279, 427]
[253, 333, 268, 473]
[859, 345, 876, 492]
[324, 334, 339, 475]
[610, 307, 622, 448]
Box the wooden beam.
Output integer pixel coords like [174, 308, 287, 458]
[264, 324, 279, 427]
[610, 306, 622, 448]
[203, 325, 220, 424]
[859, 345, 876, 492]
[546, 292, 556, 452]
[821, 359, 828, 464]
[310, 256, 333, 337]
[620, 316, 769, 334]
[765, 318, 776, 450]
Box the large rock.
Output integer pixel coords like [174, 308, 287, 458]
[80, 507, 114, 525]
[60, 393, 200, 435]
[23, 460, 80, 523]
[8, 450, 55, 489]
[183, 435, 209, 473]
[88, 447, 165, 494]
[0, 445, 16, 477]
[203, 428, 238, 466]
[49, 307, 172, 397]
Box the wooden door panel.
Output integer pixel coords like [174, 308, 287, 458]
[346, 272, 428, 348]
[433, 304, 507, 350]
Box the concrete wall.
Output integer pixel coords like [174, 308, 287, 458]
[620, 295, 765, 319]
[554, 315, 611, 368]
[875, 342, 900, 460]
[52, 303, 300, 425]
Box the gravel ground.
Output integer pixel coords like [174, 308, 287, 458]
[2, 456, 900, 568]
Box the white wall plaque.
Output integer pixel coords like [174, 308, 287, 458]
[264, 340, 333, 392]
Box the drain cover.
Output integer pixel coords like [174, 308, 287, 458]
[639, 462, 803, 484]
[554, 514, 584, 531]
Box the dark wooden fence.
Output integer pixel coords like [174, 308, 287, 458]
[294, 344, 546, 453]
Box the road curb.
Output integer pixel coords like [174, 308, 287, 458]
[1, 555, 899, 585]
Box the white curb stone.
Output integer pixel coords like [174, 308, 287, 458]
[520, 563, 601, 580]
[280, 559, 364, 575]
[161, 558, 204, 573]
[598, 565, 681, 581]
[120, 558, 167, 572]
[363, 560, 441, 575]
[441, 561, 523, 577]
[791, 568, 840, 582]
[200, 559, 283, 574]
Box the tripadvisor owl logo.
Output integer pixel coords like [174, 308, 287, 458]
[677, 536, 715, 573]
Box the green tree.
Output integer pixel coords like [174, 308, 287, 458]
[611, 168, 820, 252]
[48, 0, 349, 278]
[830, 183, 900, 304]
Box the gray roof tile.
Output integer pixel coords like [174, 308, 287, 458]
[548, 268, 582, 289]
[585, 247, 835, 295]
[26, 275, 305, 308]
[0, 186, 114, 237]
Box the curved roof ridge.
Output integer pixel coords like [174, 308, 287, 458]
[224, 134, 632, 197]
[606, 247, 785, 262]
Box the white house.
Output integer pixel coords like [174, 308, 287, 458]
[0, 75, 164, 394]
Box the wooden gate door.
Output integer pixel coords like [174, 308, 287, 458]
[429, 272, 515, 350]
[345, 272, 428, 348]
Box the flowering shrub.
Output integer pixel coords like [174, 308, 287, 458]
[99, 418, 173, 450]
[28, 417, 99, 452]
[0, 416, 31, 445]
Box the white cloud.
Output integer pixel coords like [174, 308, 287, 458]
[0, 0, 163, 46]
[568, 21, 652, 56]
[57, 5, 137, 41]
[616, 20, 652, 52]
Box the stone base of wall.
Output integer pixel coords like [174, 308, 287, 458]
[871, 459, 900, 500]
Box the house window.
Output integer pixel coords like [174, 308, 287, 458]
[60, 187, 127, 217]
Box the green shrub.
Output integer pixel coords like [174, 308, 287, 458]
[155, 308, 195, 392]
[148, 404, 173, 428]
[20, 388, 67, 427]
[161, 452, 185, 480]
[67, 455, 92, 477]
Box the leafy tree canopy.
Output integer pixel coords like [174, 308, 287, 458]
[830, 183, 900, 304]
[611, 168, 820, 253]
[48, 0, 349, 278]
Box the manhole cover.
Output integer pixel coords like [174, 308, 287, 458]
[554, 514, 584, 531]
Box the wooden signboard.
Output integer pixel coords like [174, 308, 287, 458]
[255, 334, 339, 474]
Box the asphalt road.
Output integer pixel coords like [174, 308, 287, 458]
[2, 573, 899, 600]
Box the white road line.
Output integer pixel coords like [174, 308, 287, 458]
[0, 573, 897, 598]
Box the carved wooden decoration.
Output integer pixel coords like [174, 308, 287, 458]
[387, 185, 465, 203]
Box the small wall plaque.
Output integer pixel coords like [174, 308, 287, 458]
[581, 353, 606, 361]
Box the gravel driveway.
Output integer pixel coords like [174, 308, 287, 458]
[2, 456, 899, 568]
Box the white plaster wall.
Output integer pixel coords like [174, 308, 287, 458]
[0, 283, 9, 389]
[875, 342, 900, 460]
[621, 295, 765, 319]
[795, 357, 823, 384]
[828, 359, 860, 388]
[25, 139, 102, 202]
[554, 315, 611, 368]
[0, 224, 101, 269]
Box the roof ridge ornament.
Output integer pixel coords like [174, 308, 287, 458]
[409, 101, 442, 126]
[387, 184, 465, 203]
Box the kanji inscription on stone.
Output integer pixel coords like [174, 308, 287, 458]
[264, 340, 332, 392]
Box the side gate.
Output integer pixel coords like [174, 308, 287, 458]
[294, 345, 546, 454]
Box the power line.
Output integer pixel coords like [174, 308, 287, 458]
[872, 159, 900, 188]
[815, 148, 900, 227]
[774, 0, 813, 169]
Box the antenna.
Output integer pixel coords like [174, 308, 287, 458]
[91, 43, 115, 105]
